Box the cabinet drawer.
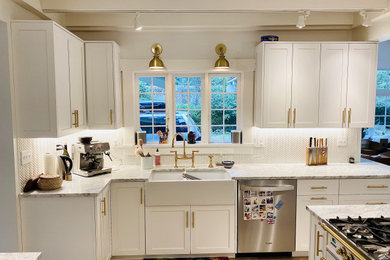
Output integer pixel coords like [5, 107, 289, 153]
[297, 179, 339, 195]
[339, 194, 390, 205]
[339, 179, 390, 195]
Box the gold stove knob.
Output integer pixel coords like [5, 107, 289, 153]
[337, 247, 346, 256]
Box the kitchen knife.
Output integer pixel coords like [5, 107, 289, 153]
[309, 137, 312, 147]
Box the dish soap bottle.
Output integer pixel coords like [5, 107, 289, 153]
[155, 149, 161, 166]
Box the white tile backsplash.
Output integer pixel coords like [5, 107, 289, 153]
[16, 127, 361, 192]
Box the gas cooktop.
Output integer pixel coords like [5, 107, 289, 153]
[329, 216, 390, 260]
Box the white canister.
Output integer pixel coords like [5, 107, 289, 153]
[141, 156, 153, 170]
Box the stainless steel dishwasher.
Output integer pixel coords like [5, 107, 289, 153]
[237, 179, 297, 253]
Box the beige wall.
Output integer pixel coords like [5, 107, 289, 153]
[352, 13, 390, 41]
[74, 29, 353, 59]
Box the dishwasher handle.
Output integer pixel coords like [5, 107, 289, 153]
[240, 185, 295, 192]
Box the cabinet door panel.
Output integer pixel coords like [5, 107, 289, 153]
[339, 195, 390, 205]
[319, 44, 349, 128]
[296, 195, 338, 252]
[111, 183, 145, 256]
[101, 186, 111, 260]
[146, 206, 190, 255]
[85, 42, 115, 128]
[68, 36, 86, 128]
[191, 205, 234, 254]
[291, 43, 320, 128]
[347, 44, 377, 128]
[53, 27, 72, 135]
[262, 43, 293, 127]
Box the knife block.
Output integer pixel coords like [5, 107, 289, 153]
[306, 147, 328, 166]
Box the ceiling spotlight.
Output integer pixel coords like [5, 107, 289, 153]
[134, 12, 143, 31]
[296, 11, 310, 29]
[149, 43, 165, 70]
[360, 11, 370, 27]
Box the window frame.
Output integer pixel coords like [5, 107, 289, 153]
[135, 72, 242, 145]
[135, 73, 170, 144]
[172, 73, 206, 144]
[207, 73, 242, 143]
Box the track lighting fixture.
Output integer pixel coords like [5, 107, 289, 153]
[134, 12, 143, 31]
[296, 11, 310, 29]
[360, 11, 370, 27]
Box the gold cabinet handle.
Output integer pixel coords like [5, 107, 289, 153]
[192, 212, 195, 228]
[311, 186, 327, 190]
[110, 109, 113, 125]
[186, 211, 189, 228]
[311, 197, 328, 200]
[342, 108, 346, 126]
[140, 188, 143, 204]
[366, 202, 387, 205]
[367, 185, 388, 189]
[348, 108, 351, 127]
[316, 231, 323, 256]
[319, 222, 366, 260]
[101, 197, 106, 216]
[293, 108, 296, 126]
[287, 108, 291, 126]
[72, 110, 79, 128]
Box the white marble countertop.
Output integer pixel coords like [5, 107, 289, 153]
[229, 159, 390, 179]
[20, 160, 390, 198]
[0, 253, 41, 260]
[307, 204, 390, 220]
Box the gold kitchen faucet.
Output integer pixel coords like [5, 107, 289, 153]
[170, 133, 199, 168]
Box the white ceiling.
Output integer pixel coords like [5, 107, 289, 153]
[12, 0, 390, 32]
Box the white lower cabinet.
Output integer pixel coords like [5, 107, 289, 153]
[191, 205, 235, 254]
[339, 194, 390, 205]
[308, 214, 327, 260]
[146, 205, 234, 255]
[96, 185, 111, 260]
[111, 182, 145, 256]
[146, 206, 190, 255]
[20, 188, 110, 260]
[296, 194, 338, 252]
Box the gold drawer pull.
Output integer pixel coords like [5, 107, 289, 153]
[192, 212, 195, 228]
[110, 109, 113, 125]
[366, 202, 387, 205]
[367, 185, 388, 189]
[140, 188, 143, 204]
[186, 211, 189, 228]
[72, 110, 79, 128]
[311, 197, 328, 200]
[101, 197, 106, 216]
[293, 108, 296, 126]
[316, 231, 323, 256]
[311, 186, 327, 190]
[348, 108, 351, 127]
[287, 108, 291, 126]
[342, 108, 346, 126]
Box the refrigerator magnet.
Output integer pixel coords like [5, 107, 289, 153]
[275, 200, 284, 210]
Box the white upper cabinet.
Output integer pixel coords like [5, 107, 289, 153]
[346, 44, 378, 128]
[318, 44, 349, 128]
[256, 43, 292, 128]
[12, 21, 86, 138]
[85, 42, 122, 129]
[255, 41, 377, 129]
[68, 36, 87, 128]
[291, 43, 320, 128]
